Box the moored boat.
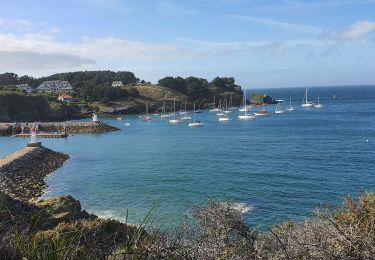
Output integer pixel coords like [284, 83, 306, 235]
[302, 88, 314, 107]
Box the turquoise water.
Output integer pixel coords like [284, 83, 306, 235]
[1, 86, 375, 228]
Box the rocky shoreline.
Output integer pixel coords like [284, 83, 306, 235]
[0, 146, 69, 199]
[0, 121, 119, 136]
[0, 145, 141, 259]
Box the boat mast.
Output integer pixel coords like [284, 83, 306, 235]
[193, 102, 196, 123]
[244, 90, 247, 116]
[173, 100, 176, 117]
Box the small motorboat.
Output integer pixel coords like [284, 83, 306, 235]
[254, 109, 270, 116]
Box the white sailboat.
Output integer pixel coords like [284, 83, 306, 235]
[179, 101, 189, 115]
[169, 100, 182, 124]
[302, 88, 314, 107]
[160, 101, 170, 118]
[188, 102, 204, 127]
[210, 94, 221, 112]
[228, 93, 237, 110]
[218, 115, 230, 122]
[238, 90, 256, 120]
[286, 96, 296, 112]
[181, 103, 192, 120]
[274, 100, 286, 114]
[238, 94, 251, 112]
[314, 93, 323, 108]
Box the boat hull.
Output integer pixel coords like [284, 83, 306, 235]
[238, 115, 256, 120]
[188, 122, 204, 127]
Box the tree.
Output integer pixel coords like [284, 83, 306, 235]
[158, 76, 186, 93]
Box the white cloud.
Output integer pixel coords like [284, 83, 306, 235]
[230, 15, 322, 34]
[322, 20, 375, 42]
[176, 37, 325, 56]
[0, 32, 191, 74]
[0, 51, 95, 70]
[339, 21, 375, 41]
[0, 18, 34, 29]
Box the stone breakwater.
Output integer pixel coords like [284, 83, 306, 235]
[0, 146, 69, 200]
[0, 121, 119, 136]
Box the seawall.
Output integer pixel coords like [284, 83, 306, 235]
[0, 121, 119, 136]
[0, 146, 69, 200]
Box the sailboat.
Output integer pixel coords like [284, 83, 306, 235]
[160, 101, 171, 118]
[238, 93, 250, 112]
[223, 98, 231, 114]
[188, 102, 204, 127]
[314, 93, 323, 108]
[302, 88, 314, 107]
[286, 96, 296, 112]
[274, 100, 286, 114]
[143, 104, 152, 121]
[181, 101, 192, 120]
[210, 94, 220, 112]
[229, 93, 237, 110]
[169, 100, 182, 124]
[238, 90, 256, 120]
[180, 101, 189, 115]
[218, 114, 230, 122]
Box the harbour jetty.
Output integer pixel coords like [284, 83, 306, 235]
[0, 121, 119, 137]
[0, 145, 69, 199]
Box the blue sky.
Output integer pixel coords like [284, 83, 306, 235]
[0, 0, 375, 88]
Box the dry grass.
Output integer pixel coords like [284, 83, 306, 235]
[1, 192, 375, 259]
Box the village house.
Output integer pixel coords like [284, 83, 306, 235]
[57, 94, 74, 103]
[37, 80, 73, 93]
[112, 81, 123, 87]
[16, 84, 33, 93]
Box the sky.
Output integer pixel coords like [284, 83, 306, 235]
[0, 0, 375, 88]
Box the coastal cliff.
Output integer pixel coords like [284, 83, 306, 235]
[0, 145, 141, 259]
[0, 92, 83, 122]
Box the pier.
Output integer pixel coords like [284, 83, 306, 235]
[13, 133, 68, 138]
[0, 121, 119, 136]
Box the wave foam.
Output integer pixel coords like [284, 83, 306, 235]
[229, 202, 253, 214]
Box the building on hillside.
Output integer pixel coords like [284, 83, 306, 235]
[37, 80, 73, 93]
[57, 94, 74, 103]
[112, 81, 123, 87]
[16, 84, 33, 93]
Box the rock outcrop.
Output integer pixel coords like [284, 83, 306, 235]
[0, 146, 69, 199]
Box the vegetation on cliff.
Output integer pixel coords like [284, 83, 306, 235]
[0, 71, 245, 116]
[0, 92, 82, 122]
[1, 191, 375, 259]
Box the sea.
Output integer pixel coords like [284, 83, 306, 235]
[1, 85, 375, 228]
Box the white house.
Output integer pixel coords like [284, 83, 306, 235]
[16, 84, 33, 93]
[37, 80, 73, 93]
[112, 81, 123, 87]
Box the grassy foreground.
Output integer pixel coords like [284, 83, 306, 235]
[1, 192, 375, 259]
